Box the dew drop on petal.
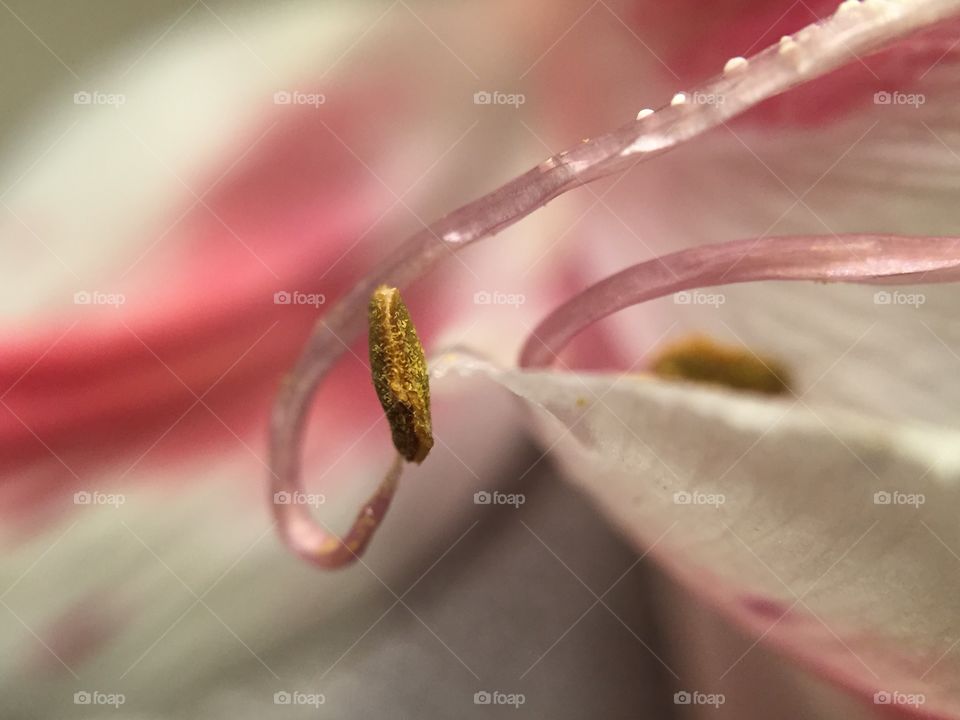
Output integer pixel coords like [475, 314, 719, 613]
[723, 56, 748, 74]
[778, 35, 798, 55]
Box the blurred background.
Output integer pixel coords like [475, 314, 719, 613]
[1, 1, 941, 717]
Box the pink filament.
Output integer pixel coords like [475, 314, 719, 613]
[276, 453, 402, 569]
[519, 234, 960, 369]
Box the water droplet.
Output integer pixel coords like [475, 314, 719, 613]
[723, 56, 748, 74]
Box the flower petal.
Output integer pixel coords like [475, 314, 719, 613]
[434, 351, 960, 717]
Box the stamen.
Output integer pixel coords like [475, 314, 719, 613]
[650, 335, 791, 395]
[369, 286, 433, 463]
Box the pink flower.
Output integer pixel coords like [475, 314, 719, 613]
[4, 1, 960, 718]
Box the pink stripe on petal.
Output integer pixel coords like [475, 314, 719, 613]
[0, 81, 452, 523]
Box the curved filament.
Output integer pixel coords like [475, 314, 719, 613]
[519, 234, 960, 369]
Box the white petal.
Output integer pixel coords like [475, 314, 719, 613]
[435, 351, 960, 716]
